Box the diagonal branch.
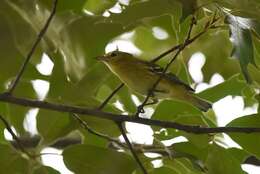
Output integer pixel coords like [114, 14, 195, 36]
[1, 93, 260, 134]
[7, 0, 58, 94]
[98, 83, 125, 110]
[71, 113, 126, 147]
[0, 114, 32, 157]
[116, 122, 148, 174]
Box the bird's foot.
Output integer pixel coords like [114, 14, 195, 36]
[135, 105, 145, 117]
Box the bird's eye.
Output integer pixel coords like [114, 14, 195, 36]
[110, 52, 117, 57]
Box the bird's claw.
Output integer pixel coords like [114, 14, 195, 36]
[135, 105, 145, 117]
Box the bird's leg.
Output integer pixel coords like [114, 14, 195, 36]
[135, 89, 159, 117]
[136, 98, 158, 115]
[136, 105, 145, 114]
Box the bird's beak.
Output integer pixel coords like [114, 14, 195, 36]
[95, 55, 105, 61]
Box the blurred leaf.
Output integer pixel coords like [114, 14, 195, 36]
[0, 2, 43, 93]
[40, 0, 86, 13]
[81, 128, 108, 148]
[227, 15, 256, 83]
[152, 167, 178, 174]
[0, 144, 29, 174]
[59, 15, 125, 82]
[108, 0, 182, 28]
[0, 0, 43, 65]
[133, 15, 178, 60]
[177, 0, 197, 21]
[206, 144, 245, 174]
[63, 144, 136, 174]
[7, 81, 38, 134]
[170, 142, 209, 162]
[73, 64, 111, 104]
[179, 14, 236, 82]
[175, 115, 211, 148]
[84, 0, 117, 14]
[213, 0, 260, 20]
[37, 110, 76, 145]
[152, 100, 202, 121]
[242, 86, 257, 107]
[33, 166, 60, 174]
[104, 75, 137, 113]
[227, 114, 260, 158]
[227, 148, 250, 163]
[80, 114, 120, 137]
[164, 158, 203, 174]
[198, 74, 247, 102]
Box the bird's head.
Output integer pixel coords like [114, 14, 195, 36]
[96, 51, 132, 64]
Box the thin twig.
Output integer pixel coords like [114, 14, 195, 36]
[98, 83, 125, 110]
[186, 15, 196, 40]
[0, 114, 32, 157]
[7, 0, 58, 94]
[71, 113, 126, 147]
[1, 93, 260, 134]
[150, 44, 181, 63]
[117, 122, 148, 174]
[150, 15, 196, 63]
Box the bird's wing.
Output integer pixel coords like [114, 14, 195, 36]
[146, 62, 195, 92]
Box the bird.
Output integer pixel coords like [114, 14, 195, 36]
[96, 50, 212, 112]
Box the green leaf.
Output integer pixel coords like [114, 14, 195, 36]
[37, 110, 76, 145]
[63, 144, 136, 174]
[227, 15, 256, 83]
[152, 167, 178, 174]
[6, 81, 38, 135]
[40, 0, 86, 13]
[212, 0, 260, 20]
[175, 115, 210, 148]
[198, 74, 247, 102]
[152, 100, 202, 121]
[205, 144, 245, 174]
[170, 142, 209, 162]
[181, 18, 234, 82]
[104, 75, 137, 113]
[227, 114, 260, 158]
[0, 144, 29, 174]
[227, 148, 250, 164]
[80, 114, 120, 137]
[0, 1, 44, 93]
[108, 0, 182, 27]
[84, 0, 117, 15]
[59, 15, 125, 82]
[164, 158, 202, 174]
[176, 0, 197, 21]
[133, 15, 178, 60]
[81, 128, 108, 148]
[0, 0, 43, 66]
[33, 166, 60, 174]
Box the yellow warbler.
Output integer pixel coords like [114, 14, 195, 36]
[97, 51, 211, 112]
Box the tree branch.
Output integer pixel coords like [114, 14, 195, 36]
[98, 83, 125, 110]
[1, 93, 260, 134]
[7, 0, 58, 94]
[0, 114, 32, 157]
[71, 113, 126, 147]
[117, 122, 148, 174]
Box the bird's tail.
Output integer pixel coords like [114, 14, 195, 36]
[189, 95, 212, 112]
